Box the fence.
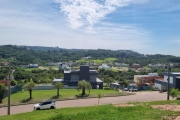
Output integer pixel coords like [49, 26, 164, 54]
[3, 85, 22, 98]
[34, 85, 77, 90]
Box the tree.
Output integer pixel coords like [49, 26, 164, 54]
[119, 79, 129, 88]
[77, 80, 92, 96]
[0, 84, 7, 103]
[37, 80, 41, 86]
[53, 82, 64, 97]
[97, 93, 103, 106]
[24, 80, 36, 99]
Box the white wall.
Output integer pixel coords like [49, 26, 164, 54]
[164, 75, 173, 84]
[155, 83, 167, 91]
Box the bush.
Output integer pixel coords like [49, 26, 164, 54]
[104, 87, 110, 90]
[170, 88, 180, 99]
[151, 86, 158, 91]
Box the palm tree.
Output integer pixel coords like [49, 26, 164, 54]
[24, 81, 36, 99]
[53, 82, 64, 97]
[0, 84, 7, 103]
[77, 80, 92, 96]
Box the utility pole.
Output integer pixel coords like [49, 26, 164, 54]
[167, 63, 170, 100]
[7, 64, 15, 115]
[7, 68, 11, 115]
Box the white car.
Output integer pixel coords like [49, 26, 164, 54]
[34, 100, 56, 110]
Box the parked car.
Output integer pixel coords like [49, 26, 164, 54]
[34, 100, 56, 110]
[123, 88, 128, 91]
[133, 88, 138, 92]
[129, 87, 134, 92]
[129, 87, 137, 92]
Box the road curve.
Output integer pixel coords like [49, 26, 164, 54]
[0, 91, 168, 116]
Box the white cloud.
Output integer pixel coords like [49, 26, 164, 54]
[54, 0, 148, 29]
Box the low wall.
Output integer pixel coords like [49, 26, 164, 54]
[3, 85, 22, 98]
[34, 85, 78, 90]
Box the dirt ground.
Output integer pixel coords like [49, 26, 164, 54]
[151, 105, 180, 120]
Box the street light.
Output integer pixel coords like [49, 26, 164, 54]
[7, 69, 15, 115]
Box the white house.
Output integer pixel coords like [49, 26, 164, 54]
[98, 64, 110, 69]
[28, 64, 38, 68]
[58, 63, 70, 70]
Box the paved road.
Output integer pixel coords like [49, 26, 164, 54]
[0, 91, 168, 116]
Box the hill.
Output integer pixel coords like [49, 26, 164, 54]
[0, 45, 179, 66]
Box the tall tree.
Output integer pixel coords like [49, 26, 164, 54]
[24, 80, 36, 99]
[0, 84, 7, 103]
[53, 82, 64, 97]
[77, 80, 92, 96]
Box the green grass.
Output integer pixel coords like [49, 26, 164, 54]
[143, 66, 151, 71]
[76, 58, 117, 64]
[1, 101, 180, 120]
[24, 68, 40, 71]
[1, 89, 123, 105]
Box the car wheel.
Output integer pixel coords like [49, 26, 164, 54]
[50, 106, 55, 109]
[36, 108, 40, 110]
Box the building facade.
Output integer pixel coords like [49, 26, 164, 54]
[63, 65, 103, 89]
[155, 72, 180, 91]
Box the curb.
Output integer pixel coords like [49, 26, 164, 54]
[0, 93, 135, 108]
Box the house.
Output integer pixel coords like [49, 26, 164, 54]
[0, 80, 8, 87]
[0, 62, 9, 66]
[134, 73, 159, 86]
[58, 62, 70, 70]
[28, 64, 38, 68]
[149, 63, 173, 69]
[121, 63, 129, 67]
[114, 62, 121, 66]
[54, 65, 103, 89]
[98, 64, 110, 69]
[155, 72, 180, 91]
[82, 56, 91, 60]
[130, 63, 141, 69]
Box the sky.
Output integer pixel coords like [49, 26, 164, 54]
[0, 0, 180, 56]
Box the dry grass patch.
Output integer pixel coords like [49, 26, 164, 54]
[151, 105, 180, 120]
[151, 105, 180, 112]
[113, 103, 135, 107]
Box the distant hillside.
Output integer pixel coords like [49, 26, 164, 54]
[0, 45, 179, 66]
[25, 46, 88, 52]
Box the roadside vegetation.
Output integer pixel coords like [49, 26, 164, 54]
[0, 89, 127, 105]
[1, 100, 180, 120]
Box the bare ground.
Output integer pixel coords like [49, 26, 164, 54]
[151, 105, 180, 120]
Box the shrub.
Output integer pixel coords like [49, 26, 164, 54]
[151, 86, 157, 91]
[104, 87, 110, 90]
[170, 88, 180, 99]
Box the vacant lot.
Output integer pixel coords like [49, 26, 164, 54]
[1, 89, 123, 105]
[1, 100, 180, 120]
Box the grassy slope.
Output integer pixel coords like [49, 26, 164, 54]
[76, 58, 117, 64]
[1, 100, 180, 120]
[1, 89, 120, 105]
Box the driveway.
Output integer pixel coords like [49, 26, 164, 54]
[0, 91, 168, 116]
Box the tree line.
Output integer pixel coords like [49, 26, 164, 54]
[0, 45, 179, 66]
